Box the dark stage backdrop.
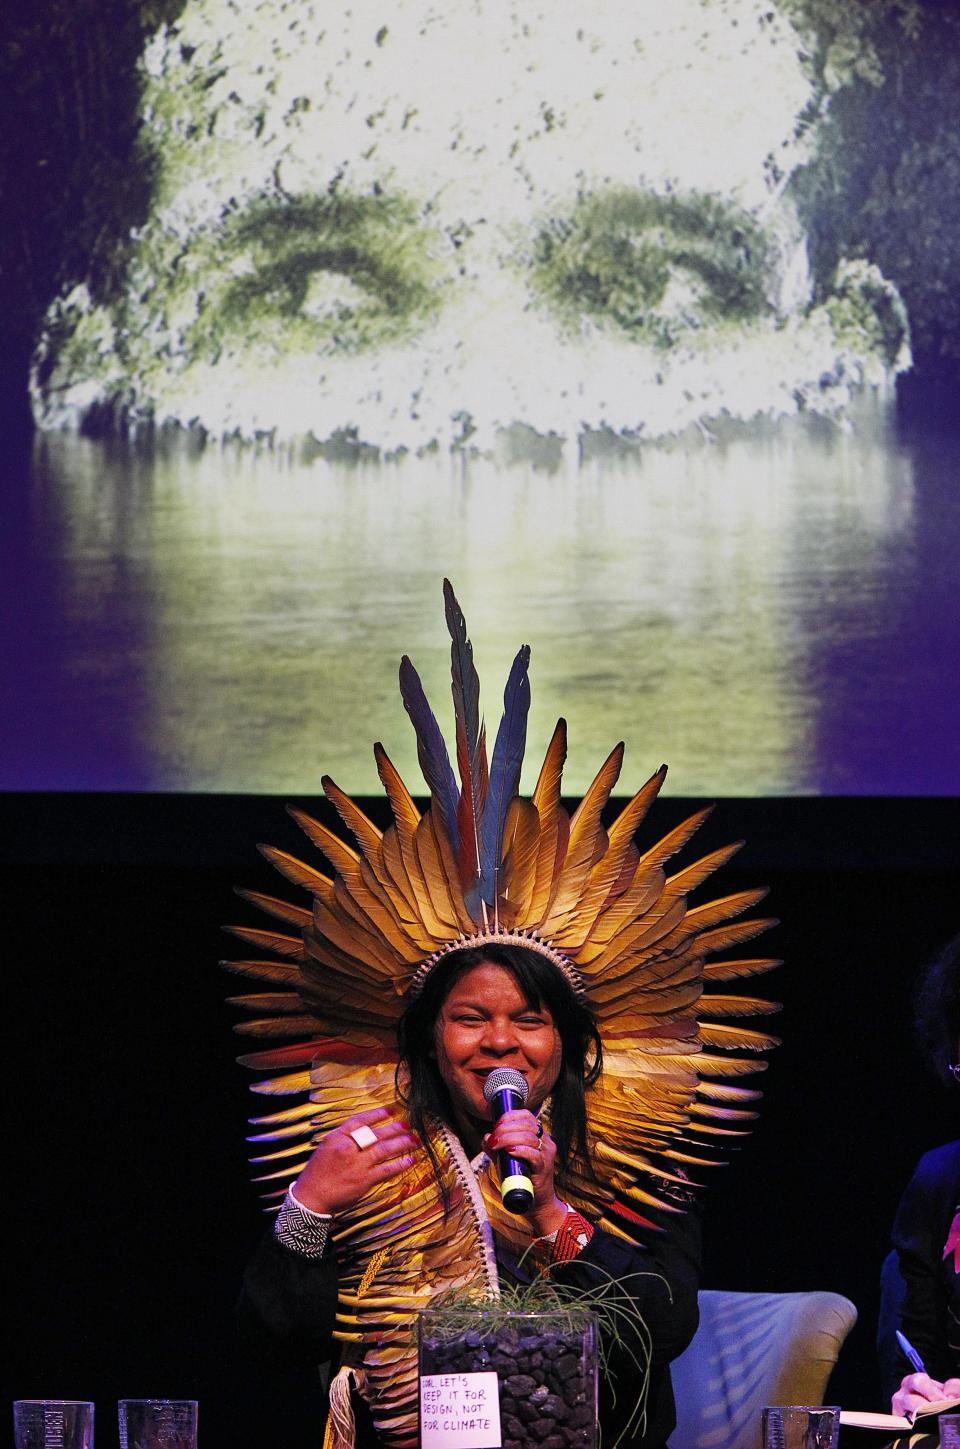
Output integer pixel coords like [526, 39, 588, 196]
[5, 793, 959, 1447]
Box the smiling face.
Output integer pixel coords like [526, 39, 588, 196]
[433, 960, 562, 1135]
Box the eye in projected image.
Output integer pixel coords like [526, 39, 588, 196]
[34, 0, 908, 445]
[4, 0, 960, 795]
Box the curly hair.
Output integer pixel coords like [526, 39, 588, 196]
[914, 932, 960, 1086]
[396, 943, 602, 1188]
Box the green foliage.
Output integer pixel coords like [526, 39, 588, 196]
[199, 191, 441, 355]
[825, 260, 909, 371]
[787, 0, 960, 388]
[529, 189, 774, 348]
[1, 0, 187, 424]
[778, 0, 921, 94]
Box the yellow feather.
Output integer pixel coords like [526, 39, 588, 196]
[339, 860, 429, 962]
[235, 889, 313, 931]
[249, 1069, 314, 1095]
[531, 718, 567, 813]
[374, 744, 428, 900]
[379, 826, 419, 918]
[597, 1216, 641, 1242]
[298, 982, 395, 1023]
[682, 1122, 751, 1137]
[248, 1100, 319, 1126]
[661, 1146, 729, 1167]
[233, 1014, 320, 1037]
[527, 720, 567, 921]
[539, 743, 623, 927]
[589, 977, 702, 1016]
[322, 774, 384, 858]
[298, 980, 399, 1028]
[697, 993, 781, 1018]
[527, 803, 569, 927]
[414, 812, 461, 930]
[697, 1022, 781, 1051]
[313, 894, 397, 978]
[690, 1102, 758, 1122]
[566, 742, 623, 838]
[428, 808, 476, 934]
[561, 767, 670, 944]
[663, 841, 744, 897]
[246, 1120, 316, 1143]
[228, 990, 304, 1013]
[578, 894, 687, 975]
[258, 844, 337, 904]
[288, 805, 360, 877]
[380, 821, 448, 940]
[300, 933, 402, 1000]
[498, 798, 541, 925]
[294, 837, 423, 972]
[571, 863, 666, 956]
[359, 856, 435, 952]
[249, 1141, 318, 1165]
[676, 887, 770, 931]
[695, 1080, 762, 1102]
[702, 955, 782, 981]
[220, 958, 301, 985]
[224, 925, 305, 960]
[694, 1052, 770, 1076]
[635, 807, 712, 871]
[694, 917, 779, 957]
[605, 764, 668, 855]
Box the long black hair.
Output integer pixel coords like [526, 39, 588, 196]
[396, 943, 602, 1186]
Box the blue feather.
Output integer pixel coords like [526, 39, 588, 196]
[478, 645, 531, 909]
[398, 655, 460, 857]
[444, 579, 488, 911]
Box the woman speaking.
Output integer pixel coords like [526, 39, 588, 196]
[233, 583, 777, 1448]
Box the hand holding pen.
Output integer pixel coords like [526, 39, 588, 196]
[891, 1329, 960, 1418]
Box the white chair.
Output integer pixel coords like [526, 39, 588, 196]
[668, 1288, 858, 1449]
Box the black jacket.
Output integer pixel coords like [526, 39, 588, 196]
[879, 1139, 960, 1401]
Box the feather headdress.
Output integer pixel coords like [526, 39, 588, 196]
[227, 579, 780, 1231]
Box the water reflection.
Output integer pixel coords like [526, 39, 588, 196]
[3, 398, 956, 795]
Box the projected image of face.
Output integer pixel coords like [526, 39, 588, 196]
[35, 0, 907, 449]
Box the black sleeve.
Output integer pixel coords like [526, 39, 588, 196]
[237, 1232, 341, 1369]
[890, 1145, 960, 1387]
[234, 1233, 345, 1449]
[553, 1204, 702, 1449]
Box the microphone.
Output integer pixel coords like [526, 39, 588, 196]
[483, 1066, 534, 1214]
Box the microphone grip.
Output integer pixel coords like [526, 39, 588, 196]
[491, 1086, 534, 1214]
[498, 1150, 534, 1213]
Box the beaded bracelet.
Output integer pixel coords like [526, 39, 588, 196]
[550, 1207, 594, 1263]
[274, 1186, 333, 1259]
[531, 1203, 594, 1265]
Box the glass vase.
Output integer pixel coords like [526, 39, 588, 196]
[419, 1307, 598, 1449]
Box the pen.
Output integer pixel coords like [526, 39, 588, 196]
[897, 1329, 927, 1374]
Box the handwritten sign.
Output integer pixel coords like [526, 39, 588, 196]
[420, 1370, 502, 1448]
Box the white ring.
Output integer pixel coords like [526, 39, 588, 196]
[350, 1125, 378, 1150]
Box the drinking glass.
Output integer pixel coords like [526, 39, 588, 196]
[13, 1400, 94, 1449]
[939, 1414, 960, 1448]
[118, 1400, 198, 1449]
[761, 1405, 840, 1449]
